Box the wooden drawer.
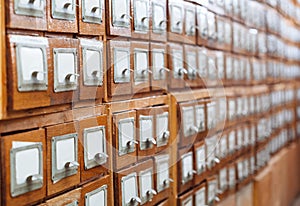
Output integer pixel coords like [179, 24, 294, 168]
[48, 37, 79, 106]
[78, 115, 111, 182]
[114, 159, 154, 206]
[150, 0, 167, 42]
[218, 167, 228, 196]
[184, 45, 199, 88]
[196, 5, 209, 46]
[46, 122, 80, 196]
[194, 182, 207, 206]
[79, 0, 105, 35]
[105, 0, 132, 37]
[207, 176, 219, 205]
[42, 188, 81, 205]
[168, 0, 184, 43]
[47, 0, 78, 33]
[183, 1, 196, 44]
[205, 135, 220, 171]
[6, 0, 47, 30]
[193, 141, 206, 185]
[1, 129, 46, 206]
[78, 38, 105, 101]
[168, 43, 186, 89]
[153, 105, 170, 153]
[112, 110, 137, 170]
[178, 148, 195, 195]
[197, 47, 208, 84]
[150, 42, 168, 91]
[131, 0, 150, 40]
[7, 34, 51, 111]
[177, 190, 194, 206]
[131, 41, 150, 94]
[80, 175, 112, 206]
[107, 40, 132, 98]
[153, 154, 172, 204]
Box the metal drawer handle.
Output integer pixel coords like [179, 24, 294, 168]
[91, 6, 99, 13]
[65, 161, 79, 169]
[26, 174, 43, 182]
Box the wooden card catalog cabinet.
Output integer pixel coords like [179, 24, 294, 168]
[196, 6, 209, 46]
[48, 37, 79, 105]
[7, 0, 47, 30]
[106, 0, 131, 37]
[168, 43, 186, 89]
[81, 175, 112, 206]
[107, 40, 132, 97]
[2, 129, 46, 205]
[154, 106, 170, 153]
[136, 107, 155, 160]
[132, 41, 150, 94]
[150, 0, 167, 41]
[193, 141, 206, 185]
[183, 2, 196, 44]
[7, 35, 50, 111]
[46, 122, 80, 196]
[78, 115, 110, 182]
[79, 39, 104, 101]
[179, 102, 197, 147]
[47, 0, 78, 33]
[194, 183, 206, 206]
[178, 150, 195, 194]
[154, 154, 172, 202]
[150, 43, 168, 91]
[79, 0, 105, 35]
[184, 45, 199, 87]
[168, 0, 184, 42]
[113, 110, 137, 170]
[131, 0, 150, 39]
[115, 160, 153, 206]
[178, 190, 194, 206]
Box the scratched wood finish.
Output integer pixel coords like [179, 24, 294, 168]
[1, 129, 47, 206]
[150, 42, 168, 92]
[112, 110, 137, 170]
[78, 115, 111, 182]
[78, 0, 106, 35]
[6, 34, 51, 111]
[78, 37, 105, 101]
[80, 175, 113, 206]
[47, 37, 79, 106]
[46, 0, 78, 33]
[5, 0, 47, 30]
[45, 122, 81, 196]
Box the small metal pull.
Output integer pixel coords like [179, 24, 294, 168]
[126, 139, 138, 148]
[141, 17, 149, 23]
[91, 70, 100, 78]
[162, 131, 170, 139]
[198, 164, 205, 173]
[201, 28, 208, 37]
[216, 189, 223, 195]
[130, 196, 142, 204]
[176, 20, 182, 27]
[147, 189, 157, 196]
[26, 174, 43, 182]
[159, 67, 170, 73]
[188, 69, 197, 77]
[140, 69, 151, 75]
[63, 2, 73, 9]
[144, 137, 156, 145]
[65, 73, 79, 83]
[163, 178, 174, 186]
[91, 6, 99, 13]
[178, 68, 188, 76]
[94, 152, 108, 163]
[214, 196, 220, 202]
[31, 71, 46, 81]
[122, 68, 133, 76]
[159, 20, 167, 28]
[214, 157, 220, 164]
[188, 170, 197, 177]
[121, 13, 132, 20]
[190, 125, 198, 133]
[65, 161, 79, 169]
[28, 0, 36, 4]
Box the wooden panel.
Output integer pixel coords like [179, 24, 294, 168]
[46, 122, 81, 196]
[253, 166, 272, 206]
[1, 129, 46, 206]
[0, 0, 5, 119]
[235, 183, 253, 206]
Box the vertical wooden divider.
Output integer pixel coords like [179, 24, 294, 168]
[0, 0, 6, 119]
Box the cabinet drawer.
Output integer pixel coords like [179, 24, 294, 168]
[194, 182, 207, 206]
[78, 115, 111, 182]
[193, 141, 206, 185]
[107, 40, 132, 97]
[178, 149, 195, 195]
[183, 2, 196, 44]
[79, 0, 105, 35]
[47, 0, 78, 33]
[2, 129, 46, 205]
[168, 0, 184, 43]
[43, 188, 81, 205]
[7, 35, 51, 111]
[112, 110, 137, 170]
[46, 122, 80, 196]
[178, 190, 193, 206]
[106, 0, 132, 37]
[150, 43, 168, 91]
[184, 45, 199, 88]
[168, 43, 186, 89]
[48, 37, 79, 106]
[131, 0, 150, 39]
[150, 0, 167, 42]
[153, 105, 170, 153]
[6, 0, 47, 30]
[79, 38, 105, 101]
